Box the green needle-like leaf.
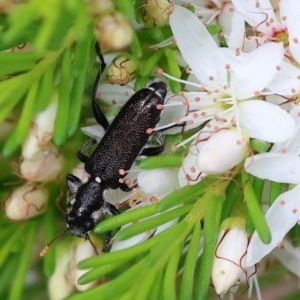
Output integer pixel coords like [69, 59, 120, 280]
[135, 269, 157, 300]
[242, 172, 271, 242]
[115, 0, 135, 19]
[145, 221, 189, 267]
[138, 155, 182, 169]
[140, 49, 164, 77]
[134, 0, 144, 24]
[269, 181, 283, 206]
[53, 48, 72, 145]
[3, 80, 38, 156]
[130, 31, 143, 58]
[164, 48, 181, 78]
[196, 195, 222, 300]
[35, 63, 55, 112]
[4, 5, 36, 44]
[68, 24, 93, 136]
[78, 258, 129, 285]
[68, 260, 146, 300]
[179, 222, 201, 300]
[157, 178, 216, 213]
[221, 175, 241, 222]
[78, 236, 160, 269]
[149, 269, 164, 299]
[0, 229, 20, 268]
[8, 222, 37, 300]
[134, 74, 150, 91]
[116, 205, 192, 241]
[94, 202, 159, 233]
[163, 241, 184, 300]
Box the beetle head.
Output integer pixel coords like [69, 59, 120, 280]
[66, 176, 105, 237]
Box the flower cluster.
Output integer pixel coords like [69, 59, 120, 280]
[93, 0, 300, 297]
[4, 94, 63, 221]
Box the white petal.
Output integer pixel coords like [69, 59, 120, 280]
[280, 0, 300, 64]
[231, 0, 279, 34]
[137, 169, 179, 194]
[233, 43, 284, 99]
[239, 100, 296, 143]
[226, 10, 245, 51]
[245, 153, 300, 184]
[265, 95, 292, 112]
[266, 61, 300, 95]
[98, 81, 135, 106]
[212, 228, 248, 294]
[111, 226, 155, 252]
[246, 185, 300, 267]
[198, 129, 249, 175]
[271, 105, 300, 155]
[218, 3, 236, 37]
[272, 239, 300, 277]
[81, 125, 105, 142]
[170, 5, 220, 87]
[178, 140, 205, 187]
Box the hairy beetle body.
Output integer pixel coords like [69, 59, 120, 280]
[66, 82, 167, 244]
[86, 82, 167, 188]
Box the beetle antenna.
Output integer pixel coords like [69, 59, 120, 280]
[86, 234, 99, 256]
[40, 228, 70, 257]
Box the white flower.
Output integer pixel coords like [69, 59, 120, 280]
[20, 143, 63, 182]
[245, 105, 300, 267]
[197, 128, 249, 175]
[48, 239, 99, 300]
[5, 184, 48, 221]
[230, 0, 300, 64]
[110, 168, 180, 251]
[212, 217, 249, 295]
[22, 96, 57, 159]
[174, 0, 235, 29]
[167, 5, 296, 186]
[137, 168, 180, 194]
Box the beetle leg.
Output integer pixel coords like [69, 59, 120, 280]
[140, 131, 165, 156]
[92, 100, 110, 131]
[92, 43, 110, 131]
[119, 182, 138, 192]
[102, 201, 119, 251]
[77, 139, 97, 163]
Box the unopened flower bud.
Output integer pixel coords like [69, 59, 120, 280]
[85, 0, 114, 16]
[107, 53, 140, 85]
[5, 184, 48, 221]
[142, 0, 174, 28]
[95, 12, 133, 51]
[20, 144, 63, 182]
[211, 217, 248, 294]
[48, 239, 99, 299]
[198, 128, 249, 175]
[67, 240, 99, 291]
[22, 96, 57, 159]
[137, 168, 179, 194]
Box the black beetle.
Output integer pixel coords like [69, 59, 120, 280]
[40, 45, 167, 256]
